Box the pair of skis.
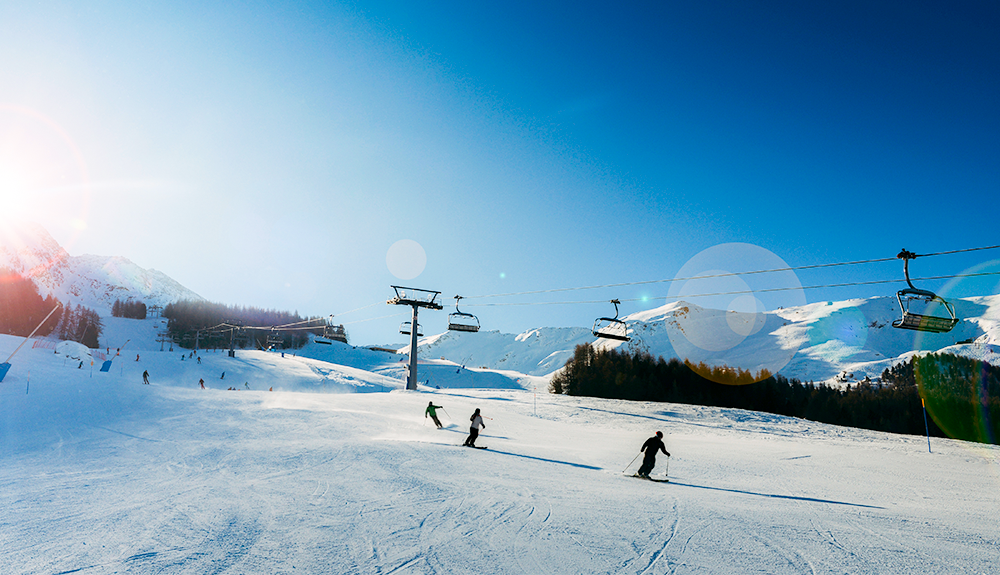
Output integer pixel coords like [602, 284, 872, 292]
[631, 473, 669, 483]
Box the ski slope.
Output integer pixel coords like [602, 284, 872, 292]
[1, 332, 998, 574]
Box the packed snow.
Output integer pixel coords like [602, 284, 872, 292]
[2, 322, 998, 574]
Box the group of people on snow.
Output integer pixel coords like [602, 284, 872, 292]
[426, 401, 668, 475]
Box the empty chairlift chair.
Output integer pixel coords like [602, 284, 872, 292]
[324, 324, 348, 344]
[592, 299, 630, 342]
[399, 321, 423, 337]
[892, 249, 959, 333]
[265, 329, 284, 349]
[448, 296, 480, 333]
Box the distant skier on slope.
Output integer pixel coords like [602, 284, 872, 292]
[199, 378, 206, 390]
[425, 401, 444, 428]
[636, 431, 670, 478]
[463, 408, 486, 448]
[142, 370, 149, 384]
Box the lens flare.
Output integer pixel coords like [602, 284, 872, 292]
[385, 239, 427, 280]
[666, 243, 805, 385]
[916, 354, 998, 445]
[0, 104, 92, 250]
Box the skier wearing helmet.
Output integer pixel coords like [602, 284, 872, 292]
[637, 431, 670, 478]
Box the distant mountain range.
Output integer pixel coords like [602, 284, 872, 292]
[4, 222, 998, 387]
[0, 222, 203, 313]
[398, 296, 1000, 385]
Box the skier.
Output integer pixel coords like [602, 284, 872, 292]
[425, 401, 444, 428]
[142, 370, 149, 384]
[199, 378, 206, 390]
[636, 431, 670, 478]
[221, 371, 225, 380]
[463, 408, 486, 448]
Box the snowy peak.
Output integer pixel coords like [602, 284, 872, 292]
[398, 294, 1000, 386]
[0, 221, 70, 278]
[0, 222, 203, 313]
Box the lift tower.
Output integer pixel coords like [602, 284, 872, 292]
[388, 286, 442, 390]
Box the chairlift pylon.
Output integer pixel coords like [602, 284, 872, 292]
[891, 249, 959, 333]
[448, 296, 480, 333]
[593, 299, 630, 342]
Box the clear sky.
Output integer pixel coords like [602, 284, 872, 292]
[1, 1, 998, 344]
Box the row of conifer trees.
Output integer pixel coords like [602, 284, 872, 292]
[550, 345, 999, 444]
[163, 300, 316, 350]
[0, 268, 103, 348]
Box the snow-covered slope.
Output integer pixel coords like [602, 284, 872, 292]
[5, 222, 999, 387]
[399, 296, 1000, 386]
[397, 327, 597, 376]
[0, 332, 997, 574]
[0, 222, 202, 312]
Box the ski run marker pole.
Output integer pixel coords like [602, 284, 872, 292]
[921, 397, 932, 453]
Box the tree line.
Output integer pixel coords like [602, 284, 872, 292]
[163, 300, 318, 350]
[550, 344, 999, 444]
[112, 298, 147, 319]
[0, 268, 103, 348]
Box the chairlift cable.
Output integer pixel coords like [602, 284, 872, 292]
[461, 243, 1000, 301]
[460, 270, 1000, 307]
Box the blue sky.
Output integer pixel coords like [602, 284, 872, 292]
[1, 1, 998, 344]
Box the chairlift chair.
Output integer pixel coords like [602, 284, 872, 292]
[892, 249, 959, 333]
[399, 321, 423, 337]
[592, 299, 630, 342]
[448, 296, 480, 333]
[266, 329, 284, 348]
[319, 324, 348, 344]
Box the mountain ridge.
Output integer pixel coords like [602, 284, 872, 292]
[0, 222, 203, 312]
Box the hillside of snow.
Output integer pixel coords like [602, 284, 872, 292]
[395, 295, 1000, 387]
[4, 223, 1000, 389]
[0, 222, 202, 313]
[1, 330, 997, 574]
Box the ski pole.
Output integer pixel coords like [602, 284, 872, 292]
[622, 452, 641, 474]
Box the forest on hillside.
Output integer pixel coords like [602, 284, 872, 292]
[163, 300, 322, 350]
[550, 345, 999, 445]
[0, 268, 102, 348]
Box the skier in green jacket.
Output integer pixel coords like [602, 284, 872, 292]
[425, 401, 444, 428]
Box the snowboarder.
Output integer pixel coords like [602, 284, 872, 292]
[199, 378, 206, 390]
[425, 401, 444, 428]
[637, 431, 670, 478]
[142, 370, 149, 384]
[463, 408, 486, 447]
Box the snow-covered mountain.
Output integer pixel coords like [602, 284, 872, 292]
[5, 221, 999, 386]
[0, 222, 202, 312]
[401, 295, 1000, 386]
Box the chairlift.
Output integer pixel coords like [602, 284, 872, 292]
[399, 321, 423, 337]
[448, 296, 480, 333]
[316, 324, 348, 344]
[593, 299, 630, 341]
[266, 328, 284, 348]
[892, 249, 959, 333]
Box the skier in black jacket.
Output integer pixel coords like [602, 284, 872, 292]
[637, 431, 670, 478]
